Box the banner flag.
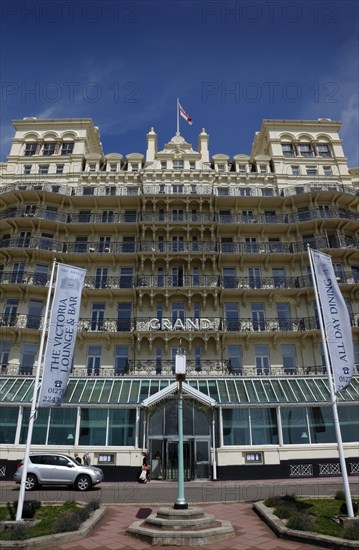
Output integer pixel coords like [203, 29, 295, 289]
[310, 248, 354, 391]
[38, 263, 86, 407]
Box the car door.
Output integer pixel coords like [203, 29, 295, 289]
[50, 455, 77, 483]
[31, 455, 55, 483]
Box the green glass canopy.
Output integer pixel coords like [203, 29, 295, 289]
[0, 377, 358, 406]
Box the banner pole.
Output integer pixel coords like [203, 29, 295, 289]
[16, 260, 57, 521]
[177, 98, 179, 135]
[308, 246, 354, 518]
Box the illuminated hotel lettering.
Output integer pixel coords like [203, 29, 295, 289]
[147, 318, 214, 331]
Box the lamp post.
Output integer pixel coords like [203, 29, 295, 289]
[174, 349, 188, 510]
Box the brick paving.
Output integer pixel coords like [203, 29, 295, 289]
[52, 502, 321, 550]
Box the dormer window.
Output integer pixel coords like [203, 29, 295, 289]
[24, 142, 37, 156]
[189, 161, 195, 170]
[217, 164, 225, 173]
[173, 160, 184, 170]
[43, 142, 56, 156]
[259, 164, 266, 174]
[161, 161, 167, 169]
[131, 163, 139, 171]
[281, 143, 295, 157]
[110, 163, 117, 172]
[89, 163, 96, 172]
[238, 165, 246, 174]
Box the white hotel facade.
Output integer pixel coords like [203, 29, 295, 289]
[0, 117, 358, 482]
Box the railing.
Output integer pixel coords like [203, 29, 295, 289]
[1, 180, 357, 199]
[1, 270, 359, 291]
[2, 205, 359, 225]
[4, 313, 358, 333]
[3, 361, 359, 378]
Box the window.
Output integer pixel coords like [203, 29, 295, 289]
[131, 163, 139, 171]
[172, 236, 184, 252]
[110, 163, 117, 172]
[117, 303, 132, 331]
[91, 303, 105, 331]
[40, 233, 53, 250]
[272, 268, 286, 288]
[155, 346, 162, 374]
[281, 407, 308, 444]
[11, 262, 25, 283]
[4, 298, 18, 326]
[299, 144, 313, 157]
[239, 187, 251, 196]
[55, 164, 64, 174]
[0, 407, 18, 443]
[27, 299, 43, 329]
[119, 267, 133, 288]
[276, 303, 292, 330]
[95, 267, 108, 289]
[221, 237, 234, 253]
[251, 408, 278, 444]
[43, 142, 56, 156]
[189, 161, 195, 170]
[19, 231, 31, 247]
[248, 267, 261, 289]
[227, 345, 242, 374]
[161, 161, 167, 169]
[47, 408, 77, 445]
[61, 142, 74, 156]
[19, 342, 37, 375]
[172, 184, 183, 193]
[244, 237, 258, 253]
[122, 236, 135, 252]
[281, 143, 295, 157]
[38, 164, 49, 175]
[259, 164, 266, 174]
[317, 143, 331, 157]
[23, 165, 32, 174]
[251, 303, 265, 331]
[24, 142, 37, 156]
[45, 206, 58, 220]
[88, 163, 96, 172]
[79, 409, 106, 445]
[217, 163, 226, 172]
[223, 409, 250, 445]
[171, 302, 185, 322]
[34, 264, 48, 286]
[192, 266, 200, 287]
[0, 341, 11, 373]
[87, 345, 102, 376]
[308, 407, 335, 443]
[217, 187, 229, 196]
[99, 236, 111, 252]
[306, 166, 318, 176]
[83, 187, 94, 196]
[238, 165, 246, 174]
[281, 344, 297, 374]
[75, 236, 88, 253]
[108, 409, 136, 445]
[193, 301, 201, 320]
[224, 303, 239, 331]
[172, 266, 184, 286]
[254, 345, 270, 375]
[124, 210, 136, 222]
[323, 165, 332, 176]
[102, 210, 114, 223]
[194, 346, 202, 372]
[291, 165, 300, 176]
[173, 159, 184, 170]
[172, 209, 184, 222]
[114, 345, 129, 375]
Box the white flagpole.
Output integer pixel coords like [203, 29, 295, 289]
[16, 260, 57, 521]
[308, 246, 354, 518]
[177, 98, 180, 135]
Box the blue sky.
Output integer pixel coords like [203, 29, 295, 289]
[1, 0, 358, 165]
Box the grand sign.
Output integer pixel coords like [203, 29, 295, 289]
[148, 318, 214, 331]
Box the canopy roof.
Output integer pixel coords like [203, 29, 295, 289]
[0, 377, 358, 407]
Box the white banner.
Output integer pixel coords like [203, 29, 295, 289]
[38, 263, 86, 407]
[310, 249, 354, 391]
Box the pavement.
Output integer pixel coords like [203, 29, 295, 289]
[46, 477, 359, 550]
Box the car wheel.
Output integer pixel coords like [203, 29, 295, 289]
[25, 474, 38, 491]
[75, 475, 92, 491]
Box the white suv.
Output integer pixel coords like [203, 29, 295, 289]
[14, 453, 104, 491]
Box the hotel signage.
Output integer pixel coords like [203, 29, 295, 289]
[148, 318, 214, 331]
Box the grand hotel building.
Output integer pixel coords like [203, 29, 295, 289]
[0, 117, 358, 483]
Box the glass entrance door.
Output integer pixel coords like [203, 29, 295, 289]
[166, 440, 193, 481]
[195, 439, 210, 479]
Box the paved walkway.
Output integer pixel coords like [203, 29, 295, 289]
[52, 502, 321, 550]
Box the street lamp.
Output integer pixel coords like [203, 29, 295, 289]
[174, 348, 188, 510]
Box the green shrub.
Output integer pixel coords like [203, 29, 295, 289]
[85, 500, 100, 512]
[264, 496, 283, 508]
[281, 493, 296, 503]
[53, 510, 82, 533]
[335, 490, 345, 501]
[287, 512, 314, 531]
[76, 507, 90, 522]
[3, 523, 32, 540]
[343, 523, 359, 540]
[274, 504, 295, 519]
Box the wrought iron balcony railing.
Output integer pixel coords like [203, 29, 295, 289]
[3, 360, 359, 378]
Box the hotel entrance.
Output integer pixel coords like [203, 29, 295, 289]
[144, 384, 216, 481]
[149, 437, 211, 481]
